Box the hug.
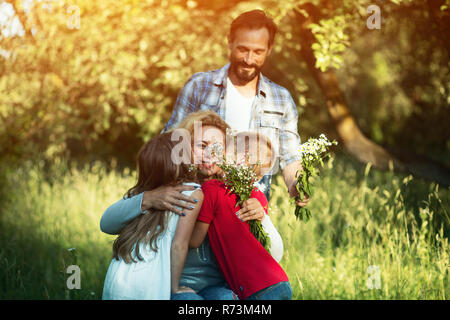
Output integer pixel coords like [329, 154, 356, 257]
[100, 9, 309, 300]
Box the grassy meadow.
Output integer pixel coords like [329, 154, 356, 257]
[0, 155, 448, 299]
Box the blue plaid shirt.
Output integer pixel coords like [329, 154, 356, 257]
[163, 63, 302, 199]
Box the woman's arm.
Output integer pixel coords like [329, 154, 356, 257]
[261, 215, 284, 262]
[171, 189, 204, 293]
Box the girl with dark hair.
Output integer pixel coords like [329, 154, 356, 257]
[102, 132, 203, 300]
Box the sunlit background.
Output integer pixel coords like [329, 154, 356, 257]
[0, 0, 448, 299]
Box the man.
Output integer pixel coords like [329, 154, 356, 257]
[150, 9, 310, 215]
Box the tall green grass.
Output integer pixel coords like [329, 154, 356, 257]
[0, 156, 448, 299]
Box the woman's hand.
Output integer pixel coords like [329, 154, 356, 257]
[141, 184, 199, 216]
[172, 286, 196, 294]
[236, 198, 266, 222]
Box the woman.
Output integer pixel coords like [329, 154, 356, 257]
[102, 132, 203, 299]
[100, 111, 284, 299]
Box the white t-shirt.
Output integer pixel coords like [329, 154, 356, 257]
[225, 77, 255, 132]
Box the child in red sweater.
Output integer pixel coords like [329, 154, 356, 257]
[190, 131, 292, 300]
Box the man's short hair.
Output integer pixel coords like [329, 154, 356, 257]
[229, 10, 278, 47]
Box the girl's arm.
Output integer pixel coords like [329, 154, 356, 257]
[171, 189, 204, 293]
[188, 180, 216, 249]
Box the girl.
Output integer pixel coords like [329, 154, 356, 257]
[189, 131, 292, 300]
[102, 132, 203, 299]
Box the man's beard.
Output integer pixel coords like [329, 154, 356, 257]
[230, 60, 261, 83]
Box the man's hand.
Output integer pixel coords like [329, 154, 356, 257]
[288, 181, 310, 207]
[141, 184, 199, 216]
[236, 198, 266, 222]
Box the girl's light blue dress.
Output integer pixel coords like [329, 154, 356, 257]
[102, 182, 199, 300]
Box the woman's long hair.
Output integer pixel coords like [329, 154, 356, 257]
[112, 132, 196, 263]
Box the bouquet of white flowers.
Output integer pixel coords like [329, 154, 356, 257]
[295, 134, 338, 222]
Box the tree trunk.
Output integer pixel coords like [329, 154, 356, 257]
[293, 4, 450, 187]
[293, 5, 406, 172]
